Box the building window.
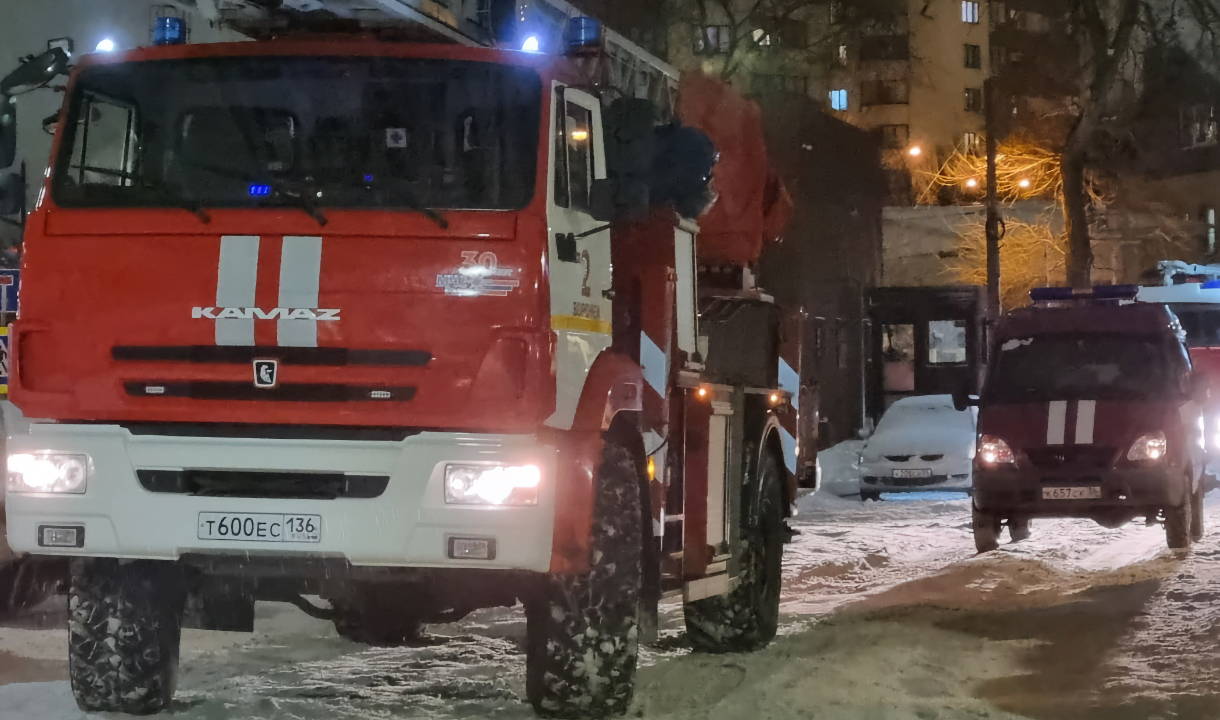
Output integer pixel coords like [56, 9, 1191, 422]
[860, 35, 910, 62]
[829, 88, 848, 111]
[837, 44, 849, 66]
[861, 80, 909, 106]
[880, 124, 910, 149]
[1182, 105, 1219, 148]
[1014, 11, 1051, 33]
[694, 25, 731, 54]
[962, 1, 980, 23]
[754, 74, 809, 97]
[965, 87, 984, 113]
[963, 131, 983, 154]
[964, 43, 981, 69]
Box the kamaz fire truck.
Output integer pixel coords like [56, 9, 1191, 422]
[0, 1, 811, 715]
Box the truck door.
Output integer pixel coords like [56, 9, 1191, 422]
[546, 84, 613, 429]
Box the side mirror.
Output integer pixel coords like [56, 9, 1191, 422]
[0, 172, 23, 216]
[952, 388, 979, 412]
[0, 96, 14, 169]
[0, 47, 71, 96]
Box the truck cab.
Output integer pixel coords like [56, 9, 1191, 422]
[965, 287, 1207, 553]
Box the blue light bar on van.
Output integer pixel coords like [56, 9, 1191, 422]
[1203, 280, 1220, 290]
[1029, 285, 1139, 302]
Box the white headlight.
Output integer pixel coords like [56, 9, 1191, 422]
[8, 453, 89, 494]
[1127, 432, 1167, 462]
[445, 464, 540, 506]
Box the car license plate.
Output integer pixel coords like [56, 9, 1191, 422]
[1042, 487, 1102, 500]
[197, 513, 321, 543]
[893, 468, 933, 479]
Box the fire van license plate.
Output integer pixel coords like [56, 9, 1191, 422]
[893, 468, 933, 479]
[1042, 487, 1102, 500]
[197, 513, 321, 543]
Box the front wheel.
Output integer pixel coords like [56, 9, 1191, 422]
[1009, 517, 1031, 543]
[1192, 476, 1206, 542]
[973, 505, 1001, 553]
[684, 448, 784, 653]
[69, 559, 184, 714]
[525, 440, 643, 719]
[1166, 475, 1193, 550]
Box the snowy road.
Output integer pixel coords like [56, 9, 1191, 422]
[6, 489, 1220, 719]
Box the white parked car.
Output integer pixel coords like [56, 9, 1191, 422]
[859, 395, 978, 501]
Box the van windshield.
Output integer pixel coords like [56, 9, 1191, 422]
[52, 56, 542, 212]
[986, 333, 1181, 402]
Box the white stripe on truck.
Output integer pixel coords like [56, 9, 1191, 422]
[215, 235, 259, 346]
[1075, 400, 1096, 445]
[1047, 400, 1067, 445]
[277, 236, 323, 348]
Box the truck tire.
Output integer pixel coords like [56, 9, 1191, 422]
[1166, 475, 1193, 550]
[69, 559, 184, 714]
[331, 587, 424, 646]
[860, 489, 882, 502]
[972, 505, 1001, 553]
[1191, 476, 1205, 542]
[525, 441, 642, 719]
[0, 558, 55, 617]
[1009, 517, 1031, 543]
[683, 448, 783, 654]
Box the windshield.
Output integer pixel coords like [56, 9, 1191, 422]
[51, 57, 542, 211]
[985, 333, 1183, 402]
[1169, 304, 1220, 348]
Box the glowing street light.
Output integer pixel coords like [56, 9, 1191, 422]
[521, 36, 540, 53]
[966, 178, 978, 188]
[95, 38, 116, 53]
[1019, 178, 1031, 188]
[908, 146, 922, 157]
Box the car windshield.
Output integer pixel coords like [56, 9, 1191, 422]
[986, 333, 1180, 402]
[1169, 304, 1220, 348]
[51, 57, 542, 211]
[876, 401, 962, 433]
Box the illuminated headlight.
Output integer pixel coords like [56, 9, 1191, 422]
[8, 453, 89, 494]
[444, 464, 540, 506]
[1127, 432, 1167, 463]
[978, 436, 1015, 465]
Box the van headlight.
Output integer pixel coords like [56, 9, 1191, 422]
[8, 453, 89, 494]
[444, 464, 540, 506]
[1127, 432, 1167, 463]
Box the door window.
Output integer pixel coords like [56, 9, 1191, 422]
[69, 93, 138, 186]
[552, 98, 594, 213]
[928, 320, 968, 365]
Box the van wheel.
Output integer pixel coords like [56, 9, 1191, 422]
[972, 505, 1001, 553]
[684, 448, 783, 653]
[525, 440, 642, 719]
[1166, 475, 1193, 550]
[68, 559, 184, 714]
[1009, 517, 1031, 543]
[1191, 476, 1205, 542]
[861, 489, 882, 502]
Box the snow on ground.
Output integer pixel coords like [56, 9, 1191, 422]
[7, 453, 1220, 718]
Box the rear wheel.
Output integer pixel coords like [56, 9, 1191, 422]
[68, 559, 184, 714]
[525, 440, 643, 719]
[684, 448, 784, 653]
[860, 489, 882, 502]
[972, 505, 1001, 553]
[1192, 476, 1206, 542]
[1166, 475, 1193, 550]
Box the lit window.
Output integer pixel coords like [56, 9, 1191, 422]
[695, 25, 730, 54]
[962, 1, 980, 23]
[837, 44, 849, 66]
[830, 88, 848, 111]
[1203, 205, 1217, 254]
[963, 131, 982, 154]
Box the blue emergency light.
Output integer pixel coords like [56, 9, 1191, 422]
[1202, 280, 1220, 290]
[1029, 285, 1140, 302]
[249, 184, 272, 197]
[153, 16, 186, 45]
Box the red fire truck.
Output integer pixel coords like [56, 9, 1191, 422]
[0, 2, 809, 716]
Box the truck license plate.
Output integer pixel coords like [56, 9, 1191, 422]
[893, 468, 933, 479]
[1042, 487, 1102, 500]
[197, 513, 321, 543]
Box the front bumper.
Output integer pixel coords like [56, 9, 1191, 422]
[860, 457, 972, 492]
[4, 423, 558, 572]
[974, 465, 1185, 516]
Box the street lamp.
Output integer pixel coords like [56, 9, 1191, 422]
[95, 39, 116, 53]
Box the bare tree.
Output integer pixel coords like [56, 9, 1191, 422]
[1059, 0, 1220, 288]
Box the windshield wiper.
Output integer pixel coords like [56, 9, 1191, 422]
[394, 183, 449, 230]
[70, 165, 212, 223]
[189, 162, 328, 228]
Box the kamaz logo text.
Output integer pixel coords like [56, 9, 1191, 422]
[192, 307, 341, 321]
